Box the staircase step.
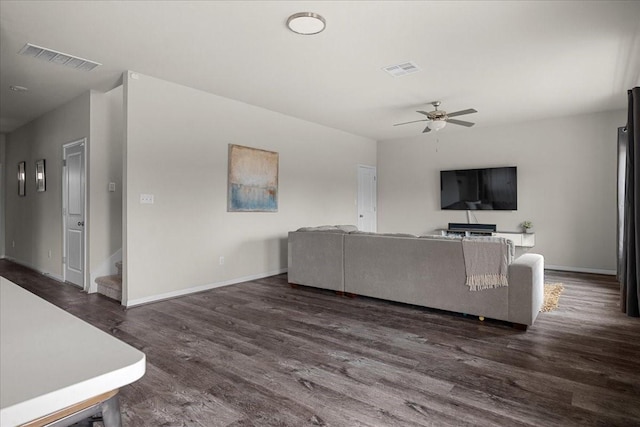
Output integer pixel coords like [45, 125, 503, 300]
[115, 261, 122, 278]
[96, 274, 122, 302]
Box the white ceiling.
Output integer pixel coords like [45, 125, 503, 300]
[1, 1, 639, 140]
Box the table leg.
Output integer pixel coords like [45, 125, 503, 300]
[100, 394, 122, 427]
[20, 390, 120, 427]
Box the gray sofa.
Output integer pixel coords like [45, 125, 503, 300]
[288, 226, 544, 327]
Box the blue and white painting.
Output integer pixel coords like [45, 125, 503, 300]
[228, 144, 278, 212]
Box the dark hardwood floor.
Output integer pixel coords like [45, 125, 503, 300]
[2, 260, 639, 426]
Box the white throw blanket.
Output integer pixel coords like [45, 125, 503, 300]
[462, 237, 510, 291]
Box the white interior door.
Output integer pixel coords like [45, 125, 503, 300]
[357, 165, 377, 232]
[63, 141, 86, 288]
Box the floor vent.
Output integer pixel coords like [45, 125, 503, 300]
[383, 61, 420, 77]
[18, 43, 101, 71]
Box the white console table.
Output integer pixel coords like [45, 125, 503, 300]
[0, 277, 146, 427]
[494, 231, 535, 248]
[438, 229, 535, 248]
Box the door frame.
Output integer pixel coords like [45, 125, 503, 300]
[62, 138, 88, 290]
[357, 164, 377, 232]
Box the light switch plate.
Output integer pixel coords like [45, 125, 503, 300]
[140, 194, 154, 204]
[108, 182, 116, 192]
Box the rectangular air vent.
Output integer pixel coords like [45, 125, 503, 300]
[18, 43, 101, 71]
[383, 61, 421, 77]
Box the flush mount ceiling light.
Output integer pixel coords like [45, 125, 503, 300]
[287, 12, 326, 35]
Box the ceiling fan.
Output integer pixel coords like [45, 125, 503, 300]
[393, 101, 478, 133]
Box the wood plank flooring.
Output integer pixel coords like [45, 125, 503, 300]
[1, 260, 639, 426]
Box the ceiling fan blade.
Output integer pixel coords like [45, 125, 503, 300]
[447, 108, 477, 118]
[447, 118, 475, 127]
[422, 125, 432, 133]
[393, 119, 428, 126]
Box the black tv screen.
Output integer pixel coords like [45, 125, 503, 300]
[440, 167, 517, 210]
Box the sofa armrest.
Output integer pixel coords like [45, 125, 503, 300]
[288, 231, 345, 292]
[508, 253, 544, 326]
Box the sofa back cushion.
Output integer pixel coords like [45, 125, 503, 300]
[343, 234, 509, 321]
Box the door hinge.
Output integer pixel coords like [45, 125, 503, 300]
[63, 159, 67, 167]
[63, 256, 67, 264]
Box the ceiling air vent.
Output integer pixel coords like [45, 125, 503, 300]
[18, 43, 101, 71]
[383, 61, 420, 77]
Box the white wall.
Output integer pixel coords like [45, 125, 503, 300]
[378, 109, 626, 273]
[4, 93, 90, 279]
[123, 72, 376, 305]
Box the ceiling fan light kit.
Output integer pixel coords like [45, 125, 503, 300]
[394, 101, 478, 134]
[427, 120, 447, 131]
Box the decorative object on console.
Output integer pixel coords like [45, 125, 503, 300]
[521, 220, 533, 233]
[227, 144, 278, 212]
[35, 159, 46, 192]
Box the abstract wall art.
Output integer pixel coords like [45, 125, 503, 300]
[227, 144, 278, 212]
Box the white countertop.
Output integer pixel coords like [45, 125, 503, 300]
[0, 277, 146, 426]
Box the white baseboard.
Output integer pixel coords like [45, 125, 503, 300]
[545, 264, 616, 276]
[89, 248, 122, 294]
[2, 256, 65, 282]
[125, 268, 288, 308]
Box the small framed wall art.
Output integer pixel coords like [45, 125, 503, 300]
[18, 161, 26, 196]
[35, 159, 46, 192]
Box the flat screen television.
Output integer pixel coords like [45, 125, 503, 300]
[440, 166, 517, 210]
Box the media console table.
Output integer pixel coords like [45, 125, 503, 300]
[0, 277, 145, 427]
[437, 228, 535, 248]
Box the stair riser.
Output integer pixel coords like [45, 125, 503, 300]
[98, 284, 122, 302]
[96, 266, 122, 302]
